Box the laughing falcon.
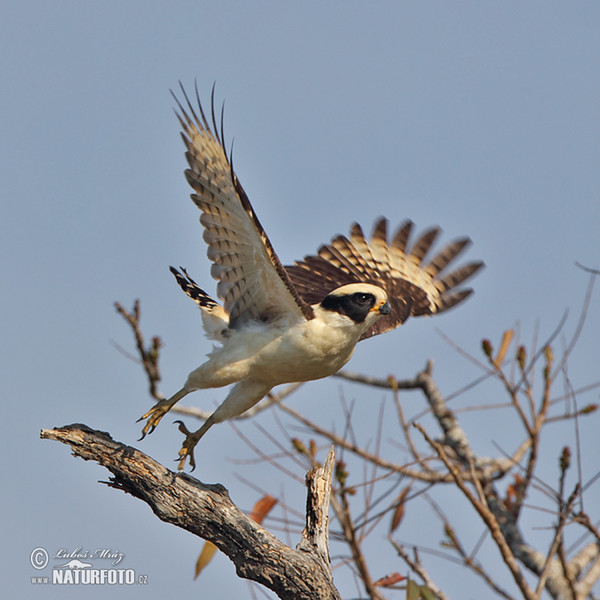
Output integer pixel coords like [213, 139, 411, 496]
[139, 85, 484, 470]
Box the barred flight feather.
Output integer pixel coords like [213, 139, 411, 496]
[173, 83, 314, 326]
[285, 217, 484, 340]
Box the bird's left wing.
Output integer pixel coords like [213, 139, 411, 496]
[173, 85, 313, 328]
[285, 218, 484, 340]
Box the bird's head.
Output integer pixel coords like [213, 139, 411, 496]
[319, 283, 391, 331]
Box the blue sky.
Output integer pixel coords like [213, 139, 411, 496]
[2, 2, 599, 598]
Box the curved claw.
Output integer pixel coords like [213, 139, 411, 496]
[173, 410, 216, 471]
[138, 398, 178, 440]
[173, 420, 192, 435]
[177, 431, 200, 471]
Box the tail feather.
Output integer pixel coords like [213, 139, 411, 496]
[170, 266, 219, 309]
[170, 266, 229, 340]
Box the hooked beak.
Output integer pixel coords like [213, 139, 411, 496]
[374, 300, 391, 315]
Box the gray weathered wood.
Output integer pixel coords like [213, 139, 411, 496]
[41, 424, 341, 600]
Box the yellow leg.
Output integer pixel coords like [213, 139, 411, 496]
[138, 388, 189, 439]
[174, 415, 217, 471]
[170, 379, 272, 470]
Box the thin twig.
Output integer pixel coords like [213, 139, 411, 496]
[415, 423, 537, 600]
[333, 488, 385, 600]
[114, 300, 164, 401]
[535, 485, 580, 597]
[388, 538, 449, 600]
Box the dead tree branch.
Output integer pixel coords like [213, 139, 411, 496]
[40, 424, 341, 600]
[114, 301, 163, 401]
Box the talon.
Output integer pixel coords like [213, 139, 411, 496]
[176, 428, 202, 471]
[173, 420, 191, 435]
[138, 398, 176, 439]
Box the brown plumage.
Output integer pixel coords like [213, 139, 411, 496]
[285, 218, 483, 340]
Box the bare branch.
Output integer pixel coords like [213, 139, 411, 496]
[114, 301, 163, 401]
[416, 361, 478, 467]
[535, 485, 580, 597]
[297, 447, 335, 567]
[415, 423, 538, 600]
[275, 396, 432, 479]
[426, 497, 513, 599]
[552, 273, 596, 381]
[41, 424, 341, 600]
[333, 369, 422, 390]
[331, 488, 385, 600]
[388, 538, 449, 600]
[575, 262, 600, 275]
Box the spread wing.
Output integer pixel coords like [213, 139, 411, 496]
[173, 84, 313, 328]
[285, 218, 484, 340]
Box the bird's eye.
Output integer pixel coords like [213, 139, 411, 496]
[354, 293, 371, 305]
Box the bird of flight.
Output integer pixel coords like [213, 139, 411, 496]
[139, 84, 484, 470]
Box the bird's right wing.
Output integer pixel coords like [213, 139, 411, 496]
[173, 84, 314, 328]
[285, 218, 484, 340]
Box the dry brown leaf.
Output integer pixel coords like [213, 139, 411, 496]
[195, 495, 277, 578]
[249, 494, 278, 524]
[374, 572, 405, 587]
[494, 329, 514, 368]
[309, 439, 317, 460]
[390, 485, 411, 533]
[505, 473, 525, 511]
[194, 541, 218, 578]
